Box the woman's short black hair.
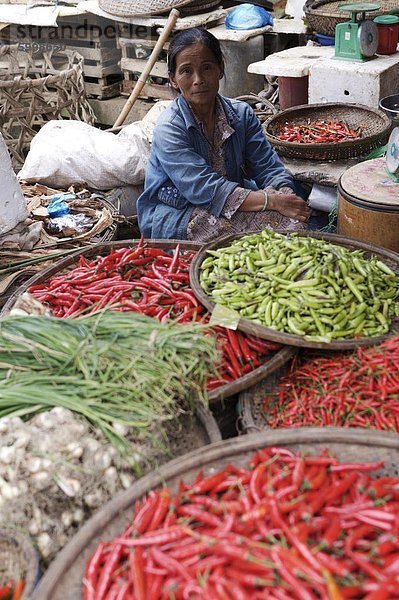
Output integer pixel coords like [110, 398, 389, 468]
[167, 27, 224, 76]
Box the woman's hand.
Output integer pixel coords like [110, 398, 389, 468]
[268, 189, 311, 223]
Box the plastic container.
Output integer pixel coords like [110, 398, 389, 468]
[374, 15, 399, 55]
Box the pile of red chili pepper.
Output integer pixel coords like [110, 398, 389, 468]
[267, 335, 399, 431]
[278, 120, 362, 144]
[83, 445, 399, 599]
[28, 240, 279, 392]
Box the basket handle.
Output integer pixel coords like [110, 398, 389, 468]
[113, 8, 180, 128]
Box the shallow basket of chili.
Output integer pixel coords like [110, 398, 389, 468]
[31, 428, 399, 600]
[263, 102, 391, 160]
[2, 239, 295, 404]
[238, 335, 399, 434]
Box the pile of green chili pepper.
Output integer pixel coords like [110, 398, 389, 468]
[267, 335, 399, 431]
[83, 445, 399, 599]
[278, 120, 362, 144]
[199, 230, 399, 342]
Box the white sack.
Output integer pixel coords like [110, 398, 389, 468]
[18, 120, 150, 190]
[0, 132, 29, 235]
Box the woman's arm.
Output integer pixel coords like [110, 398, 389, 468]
[238, 189, 310, 222]
[242, 104, 295, 191]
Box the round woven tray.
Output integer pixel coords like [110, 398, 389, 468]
[99, 0, 192, 17]
[1, 239, 294, 404]
[189, 229, 399, 351]
[0, 529, 40, 599]
[31, 427, 399, 600]
[304, 0, 399, 36]
[263, 103, 391, 161]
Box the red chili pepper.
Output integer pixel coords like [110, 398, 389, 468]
[0, 581, 13, 600]
[115, 526, 185, 547]
[96, 543, 123, 600]
[129, 547, 146, 600]
[84, 541, 107, 600]
[11, 581, 25, 600]
[191, 469, 230, 495]
[151, 547, 191, 581]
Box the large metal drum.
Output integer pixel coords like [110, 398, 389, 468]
[337, 157, 399, 252]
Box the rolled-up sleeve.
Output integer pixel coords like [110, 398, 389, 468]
[152, 119, 238, 218]
[221, 187, 251, 219]
[243, 106, 295, 191]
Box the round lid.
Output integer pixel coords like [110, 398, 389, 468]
[338, 2, 380, 12]
[359, 20, 378, 56]
[340, 157, 399, 207]
[386, 127, 399, 175]
[374, 14, 399, 24]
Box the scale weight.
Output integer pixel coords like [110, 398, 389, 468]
[334, 3, 380, 61]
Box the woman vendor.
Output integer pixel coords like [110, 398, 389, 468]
[137, 27, 311, 242]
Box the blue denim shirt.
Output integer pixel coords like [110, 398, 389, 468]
[137, 94, 295, 240]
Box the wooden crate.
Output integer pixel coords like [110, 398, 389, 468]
[58, 15, 122, 99]
[117, 23, 174, 101]
[1, 16, 123, 100]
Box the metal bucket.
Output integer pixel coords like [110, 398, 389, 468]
[379, 93, 399, 127]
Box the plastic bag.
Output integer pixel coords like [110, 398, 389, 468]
[47, 193, 75, 218]
[225, 3, 273, 30]
[18, 120, 150, 190]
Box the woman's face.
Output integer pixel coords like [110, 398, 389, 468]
[170, 42, 223, 112]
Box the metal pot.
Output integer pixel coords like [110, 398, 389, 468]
[379, 94, 399, 120]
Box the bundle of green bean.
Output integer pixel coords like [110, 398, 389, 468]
[0, 313, 218, 453]
[199, 230, 399, 342]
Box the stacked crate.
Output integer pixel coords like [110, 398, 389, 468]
[116, 8, 225, 101]
[57, 15, 122, 99]
[117, 23, 174, 101]
[1, 15, 122, 99]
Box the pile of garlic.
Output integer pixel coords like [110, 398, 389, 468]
[0, 407, 140, 562]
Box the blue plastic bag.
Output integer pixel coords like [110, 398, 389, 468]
[225, 4, 273, 30]
[47, 193, 75, 218]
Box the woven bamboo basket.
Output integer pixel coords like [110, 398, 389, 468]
[0, 239, 294, 403]
[0, 45, 95, 170]
[31, 428, 399, 600]
[189, 230, 399, 351]
[263, 103, 391, 161]
[304, 0, 399, 36]
[180, 0, 221, 15]
[0, 529, 40, 600]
